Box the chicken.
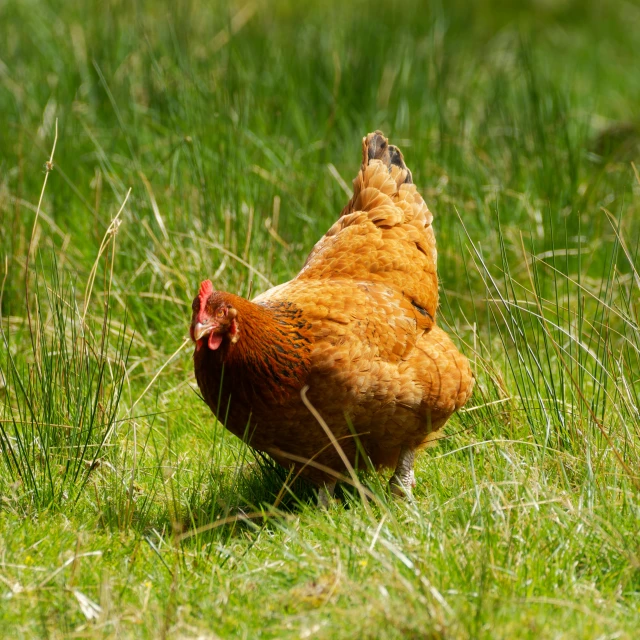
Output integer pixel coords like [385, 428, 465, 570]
[191, 131, 474, 504]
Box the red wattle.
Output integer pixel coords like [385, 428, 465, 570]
[208, 333, 223, 350]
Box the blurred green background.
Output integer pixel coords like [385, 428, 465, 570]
[2, 0, 639, 312]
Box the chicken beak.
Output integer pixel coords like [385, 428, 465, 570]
[192, 322, 213, 341]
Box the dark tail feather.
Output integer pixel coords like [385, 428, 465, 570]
[364, 130, 413, 184]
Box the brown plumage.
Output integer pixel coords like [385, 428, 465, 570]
[191, 131, 474, 501]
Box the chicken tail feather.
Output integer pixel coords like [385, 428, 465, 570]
[300, 130, 438, 329]
[364, 130, 413, 184]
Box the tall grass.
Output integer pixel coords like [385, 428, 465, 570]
[0, 253, 130, 509]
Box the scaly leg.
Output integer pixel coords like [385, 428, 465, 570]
[389, 447, 416, 498]
[317, 481, 336, 508]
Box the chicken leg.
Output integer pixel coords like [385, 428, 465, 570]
[389, 446, 416, 498]
[317, 481, 336, 508]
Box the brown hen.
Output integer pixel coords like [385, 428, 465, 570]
[191, 131, 474, 504]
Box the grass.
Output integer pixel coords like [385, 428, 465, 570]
[1, 0, 640, 636]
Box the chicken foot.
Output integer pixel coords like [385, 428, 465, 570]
[317, 481, 337, 508]
[389, 446, 416, 498]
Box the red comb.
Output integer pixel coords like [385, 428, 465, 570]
[197, 280, 214, 322]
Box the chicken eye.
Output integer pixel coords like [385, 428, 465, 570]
[216, 307, 226, 318]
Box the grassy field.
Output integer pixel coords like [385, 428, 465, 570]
[1, 0, 640, 637]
